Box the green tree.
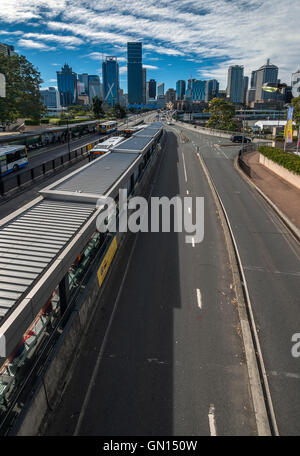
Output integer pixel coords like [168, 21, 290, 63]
[113, 103, 126, 119]
[291, 97, 300, 126]
[0, 53, 43, 126]
[206, 98, 239, 131]
[92, 96, 104, 119]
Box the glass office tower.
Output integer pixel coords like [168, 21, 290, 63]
[127, 42, 143, 104]
[102, 56, 119, 107]
[57, 64, 78, 106]
[176, 80, 186, 100]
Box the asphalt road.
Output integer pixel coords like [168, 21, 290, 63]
[177, 125, 300, 436]
[44, 129, 257, 436]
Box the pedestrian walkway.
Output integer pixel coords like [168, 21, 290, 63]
[243, 151, 300, 230]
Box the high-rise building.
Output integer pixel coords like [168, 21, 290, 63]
[0, 43, 17, 57]
[255, 60, 278, 102]
[102, 56, 119, 107]
[176, 80, 186, 100]
[246, 88, 256, 106]
[205, 79, 219, 102]
[250, 70, 257, 89]
[88, 75, 101, 104]
[165, 88, 176, 104]
[127, 42, 143, 104]
[78, 73, 89, 95]
[148, 79, 156, 99]
[157, 94, 166, 108]
[142, 67, 147, 104]
[40, 87, 61, 109]
[243, 76, 249, 104]
[187, 78, 196, 90]
[57, 63, 78, 106]
[291, 68, 300, 98]
[191, 80, 206, 101]
[157, 82, 165, 96]
[226, 65, 244, 104]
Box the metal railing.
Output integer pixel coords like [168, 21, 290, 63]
[0, 135, 112, 198]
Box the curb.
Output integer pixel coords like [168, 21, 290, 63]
[234, 156, 300, 243]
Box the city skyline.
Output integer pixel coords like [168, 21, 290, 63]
[0, 1, 299, 92]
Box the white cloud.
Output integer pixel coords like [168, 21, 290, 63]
[17, 39, 55, 51]
[23, 32, 84, 45]
[1, 1, 300, 86]
[119, 66, 127, 74]
[143, 65, 159, 70]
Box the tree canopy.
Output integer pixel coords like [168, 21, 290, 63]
[92, 96, 105, 119]
[291, 97, 300, 126]
[0, 53, 44, 126]
[206, 98, 239, 131]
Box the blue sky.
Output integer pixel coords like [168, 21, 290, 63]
[0, 0, 299, 93]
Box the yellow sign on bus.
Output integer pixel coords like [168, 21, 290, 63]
[97, 236, 118, 288]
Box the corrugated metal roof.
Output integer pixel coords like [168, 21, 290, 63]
[112, 135, 154, 153]
[133, 126, 162, 138]
[51, 152, 139, 196]
[0, 200, 94, 320]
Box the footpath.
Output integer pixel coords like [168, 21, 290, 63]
[242, 151, 300, 232]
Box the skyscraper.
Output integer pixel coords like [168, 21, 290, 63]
[191, 80, 206, 101]
[226, 65, 244, 104]
[149, 79, 156, 99]
[40, 87, 61, 109]
[243, 76, 249, 105]
[102, 56, 119, 107]
[157, 82, 165, 96]
[176, 80, 186, 100]
[291, 68, 300, 98]
[127, 42, 143, 104]
[88, 75, 101, 104]
[57, 63, 78, 106]
[205, 79, 219, 102]
[255, 60, 278, 101]
[250, 70, 257, 89]
[165, 88, 176, 104]
[142, 67, 146, 104]
[78, 73, 89, 95]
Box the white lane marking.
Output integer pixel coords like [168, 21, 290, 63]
[208, 404, 217, 436]
[186, 190, 189, 195]
[219, 147, 229, 160]
[196, 288, 202, 308]
[188, 207, 191, 214]
[181, 152, 188, 182]
[192, 237, 195, 247]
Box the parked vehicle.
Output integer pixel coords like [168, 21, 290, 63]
[230, 135, 251, 143]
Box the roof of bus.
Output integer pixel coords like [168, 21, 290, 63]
[98, 121, 118, 126]
[0, 145, 25, 154]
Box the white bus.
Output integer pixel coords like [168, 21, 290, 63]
[0, 145, 28, 176]
[90, 136, 125, 158]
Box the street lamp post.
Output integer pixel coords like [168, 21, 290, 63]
[66, 113, 70, 155]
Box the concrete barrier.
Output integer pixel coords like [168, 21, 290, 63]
[177, 121, 272, 144]
[259, 153, 300, 190]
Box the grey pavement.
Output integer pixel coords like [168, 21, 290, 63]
[43, 129, 257, 436]
[178, 126, 300, 436]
